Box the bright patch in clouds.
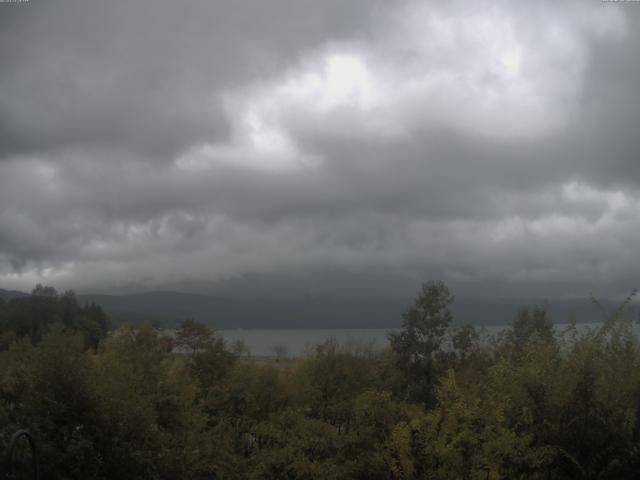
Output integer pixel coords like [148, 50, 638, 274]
[290, 53, 379, 111]
[499, 46, 522, 77]
[176, 51, 380, 172]
[177, 0, 623, 174]
[562, 181, 630, 213]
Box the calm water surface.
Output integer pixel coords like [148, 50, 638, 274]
[217, 322, 623, 356]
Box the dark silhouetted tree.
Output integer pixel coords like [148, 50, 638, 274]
[175, 318, 213, 353]
[509, 303, 555, 352]
[389, 280, 454, 408]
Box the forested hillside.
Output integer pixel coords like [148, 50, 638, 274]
[1, 283, 640, 479]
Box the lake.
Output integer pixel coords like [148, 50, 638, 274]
[217, 322, 625, 356]
[218, 328, 396, 356]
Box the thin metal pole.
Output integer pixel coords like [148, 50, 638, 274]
[3, 430, 39, 480]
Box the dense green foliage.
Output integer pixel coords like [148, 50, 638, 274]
[0, 285, 109, 350]
[1, 283, 640, 479]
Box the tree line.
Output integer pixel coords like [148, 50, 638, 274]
[1, 282, 640, 479]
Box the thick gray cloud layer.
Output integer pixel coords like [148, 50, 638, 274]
[1, 0, 639, 299]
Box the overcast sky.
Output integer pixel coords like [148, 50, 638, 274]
[1, 0, 639, 299]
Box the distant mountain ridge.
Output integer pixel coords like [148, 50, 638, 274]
[0, 288, 29, 301]
[75, 291, 408, 329]
[3, 287, 636, 329]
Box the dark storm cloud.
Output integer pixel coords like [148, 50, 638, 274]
[1, 0, 639, 300]
[0, 0, 379, 157]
